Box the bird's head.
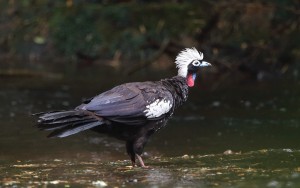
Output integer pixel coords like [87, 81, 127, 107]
[175, 47, 211, 87]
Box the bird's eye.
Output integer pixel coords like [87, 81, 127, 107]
[192, 60, 201, 66]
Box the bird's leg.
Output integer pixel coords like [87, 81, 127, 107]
[126, 141, 136, 167]
[131, 161, 136, 167]
[136, 154, 148, 168]
[130, 154, 136, 167]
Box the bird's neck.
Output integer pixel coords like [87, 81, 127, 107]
[160, 76, 189, 108]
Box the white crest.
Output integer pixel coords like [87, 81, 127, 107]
[144, 99, 172, 118]
[175, 47, 203, 77]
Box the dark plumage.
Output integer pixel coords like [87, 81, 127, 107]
[34, 48, 211, 167]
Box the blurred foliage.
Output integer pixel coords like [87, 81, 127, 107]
[48, 3, 207, 59]
[0, 0, 299, 81]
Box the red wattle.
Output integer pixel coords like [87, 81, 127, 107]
[187, 74, 195, 87]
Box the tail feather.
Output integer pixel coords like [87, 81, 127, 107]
[39, 118, 97, 131]
[38, 116, 94, 126]
[34, 110, 103, 138]
[48, 121, 103, 138]
[38, 111, 86, 122]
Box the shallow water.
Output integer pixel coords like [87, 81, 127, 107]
[0, 72, 300, 187]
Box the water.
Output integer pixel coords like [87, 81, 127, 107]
[1, 72, 300, 187]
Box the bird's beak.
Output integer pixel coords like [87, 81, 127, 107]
[201, 61, 211, 67]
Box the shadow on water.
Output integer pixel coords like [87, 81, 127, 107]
[0, 70, 300, 187]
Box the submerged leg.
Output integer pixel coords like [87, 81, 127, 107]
[130, 153, 136, 167]
[126, 141, 136, 167]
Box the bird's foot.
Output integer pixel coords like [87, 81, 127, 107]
[135, 154, 149, 168]
[129, 154, 150, 168]
[131, 162, 149, 168]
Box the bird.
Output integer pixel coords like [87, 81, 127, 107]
[34, 47, 211, 168]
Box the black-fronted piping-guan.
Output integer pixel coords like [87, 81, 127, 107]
[35, 47, 211, 168]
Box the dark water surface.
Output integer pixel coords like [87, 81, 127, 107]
[0, 72, 300, 187]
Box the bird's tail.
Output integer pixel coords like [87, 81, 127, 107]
[34, 110, 103, 138]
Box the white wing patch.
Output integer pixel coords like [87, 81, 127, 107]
[144, 99, 172, 118]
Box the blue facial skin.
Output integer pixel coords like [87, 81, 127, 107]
[192, 73, 197, 80]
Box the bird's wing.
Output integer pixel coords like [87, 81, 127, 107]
[76, 82, 174, 124]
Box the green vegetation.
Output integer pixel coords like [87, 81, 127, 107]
[0, 1, 299, 80]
